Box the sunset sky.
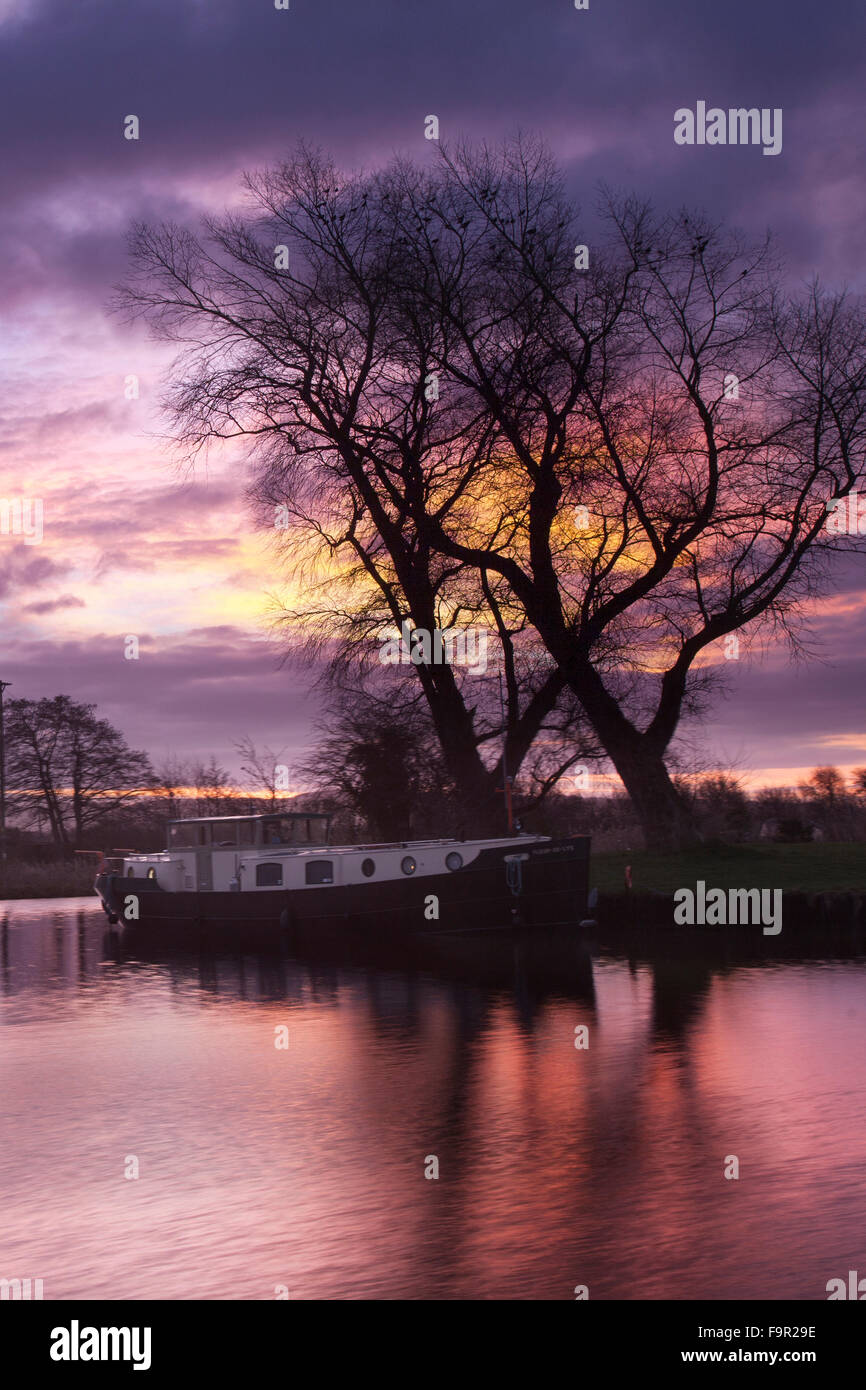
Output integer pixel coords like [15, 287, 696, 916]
[1, 0, 864, 789]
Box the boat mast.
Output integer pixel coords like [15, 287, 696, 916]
[497, 669, 514, 834]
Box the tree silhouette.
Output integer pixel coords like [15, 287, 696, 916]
[6, 696, 155, 848]
[118, 137, 866, 848]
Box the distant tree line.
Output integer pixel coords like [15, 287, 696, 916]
[2, 701, 301, 855]
[2, 692, 864, 859]
[574, 767, 866, 849]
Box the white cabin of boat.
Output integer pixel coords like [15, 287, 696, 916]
[120, 811, 545, 894]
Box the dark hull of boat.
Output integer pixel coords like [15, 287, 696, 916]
[95, 837, 590, 946]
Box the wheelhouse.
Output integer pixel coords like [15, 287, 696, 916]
[166, 812, 332, 850]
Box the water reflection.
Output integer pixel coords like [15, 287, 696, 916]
[0, 899, 864, 1300]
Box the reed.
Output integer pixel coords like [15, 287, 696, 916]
[0, 858, 98, 900]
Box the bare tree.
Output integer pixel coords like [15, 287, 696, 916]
[118, 147, 598, 832]
[154, 753, 191, 820]
[377, 139, 866, 846]
[233, 735, 291, 808]
[189, 755, 234, 816]
[295, 688, 441, 841]
[803, 766, 846, 805]
[118, 137, 866, 848]
[6, 696, 155, 848]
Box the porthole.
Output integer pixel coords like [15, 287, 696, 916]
[361, 858, 376, 878]
[445, 851, 463, 872]
[401, 856, 417, 876]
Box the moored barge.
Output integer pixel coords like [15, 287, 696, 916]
[94, 811, 590, 945]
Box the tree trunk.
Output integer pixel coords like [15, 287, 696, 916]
[444, 757, 505, 838]
[421, 672, 506, 836]
[559, 659, 700, 851]
[606, 744, 699, 852]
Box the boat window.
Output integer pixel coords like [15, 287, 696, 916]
[256, 862, 283, 887]
[263, 817, 295, 846]
[305, 860, 334, 885]
[237, 820, 257, 847]
[446, 851, 463, 871]
[126, 866, 135, 878]
[361, 858, 375, 877]
[169, 822, 198, 848]
[401, 856, 417, 876]
[211, 821, 238, 847]
[196, 823, 211, 846]
[146, 867, 157, 881]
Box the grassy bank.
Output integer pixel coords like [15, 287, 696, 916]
[1, 841, 863, 902]
[0, 859, 99, 900]
[591, 842, 866, 896]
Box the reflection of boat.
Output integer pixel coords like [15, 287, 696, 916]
[94, 812, 590, 943]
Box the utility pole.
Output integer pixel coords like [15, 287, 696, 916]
[497, 669, 514, 834]
[0, 680, 10, 864]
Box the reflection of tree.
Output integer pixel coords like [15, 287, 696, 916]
[3, 907, 795, 1297]
[0, 914, 9, 993]
[648, 958, 715, 1044]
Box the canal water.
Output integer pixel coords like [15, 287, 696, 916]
[1, 898, 864, 1301]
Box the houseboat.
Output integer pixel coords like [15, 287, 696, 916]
[94, 811, 590, 945]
